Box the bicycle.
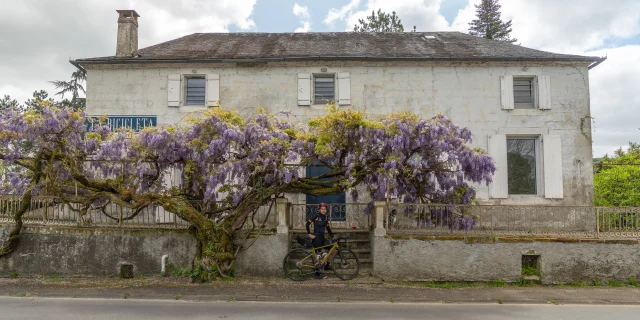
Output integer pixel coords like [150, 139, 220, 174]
[283, 234, 360, 281]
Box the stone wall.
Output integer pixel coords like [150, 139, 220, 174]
[371, 235, 640, 284]
[234, 233, 290, 277]
[0, 225, 196, 277]
[0, 225, 291, 278]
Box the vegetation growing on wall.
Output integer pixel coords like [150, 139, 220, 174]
[0, 104, 495, 280]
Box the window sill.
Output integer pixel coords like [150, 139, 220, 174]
[179, 105, 208, 113]
[505, 109, 546, 115]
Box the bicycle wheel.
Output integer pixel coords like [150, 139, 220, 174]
[331, 248, 359, 280]
[283, 248, 316, 281]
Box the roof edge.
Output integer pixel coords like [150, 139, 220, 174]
[73, 55, 602, 66]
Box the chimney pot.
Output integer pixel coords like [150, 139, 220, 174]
[116, 10, 140, 57]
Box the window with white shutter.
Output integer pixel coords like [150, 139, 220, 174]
[206, 74, 220, 107]
[314, 75, 335, 105]
[297, 73, 311, 106]
[501, 75, 552, 110]
[543, 134, 563, 198]
[337, 73, 351, 105]
[506, 137, 538, 194]
[167, 74, 181, 107]
[488, 134, 508, 198]
[513, 77, 535, 109]
[185, 76, 206, 106]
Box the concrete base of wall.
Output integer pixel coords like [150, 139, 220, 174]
[234, 233, 290, 277]
[372, 236, 640, 284]
[0, 225, 197, 277]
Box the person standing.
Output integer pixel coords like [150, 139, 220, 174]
[306, 202, 334, 279]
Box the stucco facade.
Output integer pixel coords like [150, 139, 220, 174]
[84, 60, 594, 205]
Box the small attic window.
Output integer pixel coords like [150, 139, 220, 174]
[424, 35, 436, 39]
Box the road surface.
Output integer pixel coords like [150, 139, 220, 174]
[1, 297, 639, 319]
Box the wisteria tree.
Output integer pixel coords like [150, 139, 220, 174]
[0, 104, 495, 280]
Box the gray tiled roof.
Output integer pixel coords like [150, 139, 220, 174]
[75, 32, 599, 63]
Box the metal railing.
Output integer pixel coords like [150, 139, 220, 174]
[3, 194, 640, 238]
[0, 195, 190, 229]
[596, 206, 640, 238]
[0, 195, 278, 230]
[290, 203, 371, 231]
[385, 203, 611, 238]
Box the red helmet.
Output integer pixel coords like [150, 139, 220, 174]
[319, 202, 327, 208]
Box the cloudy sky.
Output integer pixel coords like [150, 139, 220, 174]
[1, 0, 638, 157]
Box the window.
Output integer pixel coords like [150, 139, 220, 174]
[513, 77, 535, 109]
[507, 138, 538, 195]
[313, 75, 335, 105]
[185, 77, 206, 105]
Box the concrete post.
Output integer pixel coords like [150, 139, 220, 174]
[373, 201, 387, 237]
[276, 198, 290, 234]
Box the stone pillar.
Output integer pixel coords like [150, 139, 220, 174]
[373, 201, 387, 237]
[276, 198, 290, 234]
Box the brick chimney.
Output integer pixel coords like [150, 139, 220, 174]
[116, 10, 140, 57]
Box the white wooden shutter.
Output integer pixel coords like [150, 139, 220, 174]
[537, 75, 551, 110]
[297, 73, 311, 106]
[543, 134, 563, 198]
[500, 76, 514, 110]
[206, 74, 220, 107]
[167, 74, 181, 107]
[338, 72, 351, 105]
[488, 134, 508, 198]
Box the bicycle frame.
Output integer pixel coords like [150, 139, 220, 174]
[312, 241, 340, 265]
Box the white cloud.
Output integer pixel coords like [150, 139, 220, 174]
[0, 0, 257, 103]
[325, 0, 449, 31]
[451, 0, 640, 53]
[324, 0, 361, 25]
[585, 45, 640, 157]
[293, 3, 311, 33]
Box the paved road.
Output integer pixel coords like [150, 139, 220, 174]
[2, 297, 639, 320]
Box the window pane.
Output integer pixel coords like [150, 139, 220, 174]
[314, 76, 335, 104]
[507, 138, 537, 195]
[513, 78, 534, 108]
[186, 77, 205, 105]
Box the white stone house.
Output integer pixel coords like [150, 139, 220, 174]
[72, 10, 605, 209]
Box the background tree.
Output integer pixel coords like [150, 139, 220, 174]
[594, 142, 640, 206]
[0, 95, 20, 114]
[354, 9, 404, 32]
[49, 70, 86, 110]
[0, 104, 495, 280]
[468, 0, 517, 43]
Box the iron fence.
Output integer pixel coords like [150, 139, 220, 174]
[0, 195, 278, 230]
[0, 195, 190, 229]
[3, 194, 640, 238]
[385, 203, 600, 238]
[290, 203, 371, 231]
[596, 206, 640, 238]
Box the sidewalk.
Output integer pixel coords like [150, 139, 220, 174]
[1, 276, 640, 305]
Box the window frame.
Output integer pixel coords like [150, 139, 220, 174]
[506, 135, 543, 196]
[183, 75, 206, 106]
[312, 73, 336, 105]
[513, 76, 537, 109]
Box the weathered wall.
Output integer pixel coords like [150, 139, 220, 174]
[372, 236, 640, 284]
[234, 233, 290, 277]
[84, 61, 594, 206]
[0, 225, 291, 278]
[0, 225, 196, 277]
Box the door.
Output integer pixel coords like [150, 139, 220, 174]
[305, 161, 346, 221]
